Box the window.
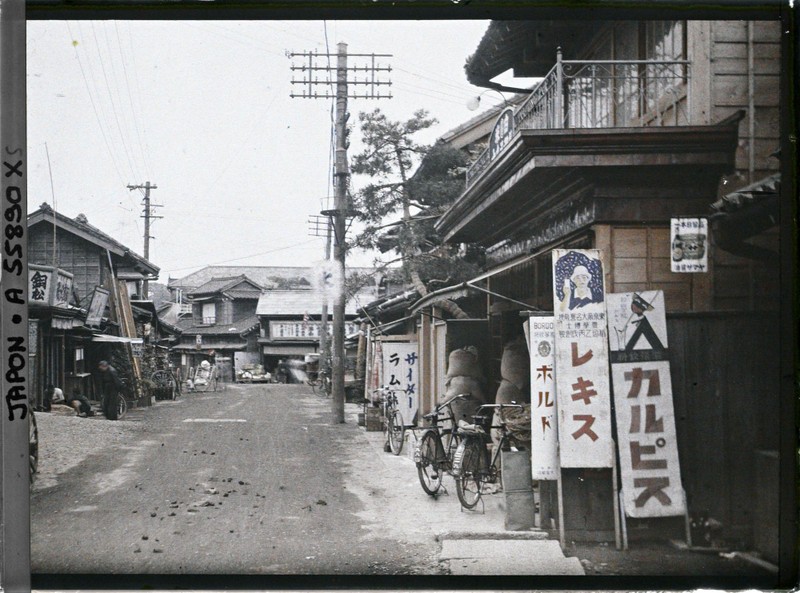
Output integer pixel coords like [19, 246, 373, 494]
[644, 21, 686, 62]
[202, 302, 216, 325]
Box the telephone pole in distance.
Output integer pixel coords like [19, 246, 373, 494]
[127, 181, 161, 299]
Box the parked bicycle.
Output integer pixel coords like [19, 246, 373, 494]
[452, 402, 525, 510]
[413, 393, 472, 496]
[374, 387, 406, 455]
[307, 360, 331, 397]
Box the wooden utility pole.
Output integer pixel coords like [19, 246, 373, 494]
[290, 43, 392, 424]
[127, 182, 160, 299]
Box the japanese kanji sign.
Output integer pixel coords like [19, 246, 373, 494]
[525, 315, 558, 480]
[381, 341, 418, 426]
[607, 291, 685, 518]
[552, 249, 613, 468]
[28, 265, 73, 307]
[670, 217, 708, 273]
[28, 266, 52, 305]
[270, 320, 358, 340]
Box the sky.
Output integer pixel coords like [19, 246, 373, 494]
[26, 20, 509, 282]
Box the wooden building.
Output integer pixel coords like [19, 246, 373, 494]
[172, 275, 263, 383]
[412, 19, 783, 553]
[27, 204, 160, 407]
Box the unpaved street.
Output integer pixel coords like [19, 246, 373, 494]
[31, 383, 440, 575]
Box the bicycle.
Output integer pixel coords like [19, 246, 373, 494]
[452, 402, 525, 510]
[307, 364, 331, 397]
[413, 393, 472, 496]
[375, 388, 406, 456]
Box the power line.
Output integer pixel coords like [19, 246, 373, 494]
[66, 21, 127, 189]
[90, 22, 138, 181]
[126, 22, 155, 181]
[164, 238, 319, 273]
[115, 21, 152, 182]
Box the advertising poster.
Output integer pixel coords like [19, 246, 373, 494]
[381, 341, 418, 426]
[552, 248, 613, 468]
[607, 290, 686, 518]
[525, 316, 559, 480]
[670, 217, 708, 273]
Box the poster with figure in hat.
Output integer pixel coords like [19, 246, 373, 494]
[552, 249, 613, 468]
[607, 290, 686, 518]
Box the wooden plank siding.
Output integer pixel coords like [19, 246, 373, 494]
[667, 311, 779, 545]
[29, 223, 108, 303]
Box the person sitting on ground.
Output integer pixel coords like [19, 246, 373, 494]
[67, 388, 95, 417]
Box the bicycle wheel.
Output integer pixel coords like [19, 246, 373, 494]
[29, 413, 39, 483]
[117, 393, 127, 419]
[105, 392, 118, 420]
[416, 430, 443, 495]
[388, 410, 405, 455]
[455, 439, 487, 510]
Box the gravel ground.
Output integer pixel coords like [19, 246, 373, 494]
[32, 407, 147, 491]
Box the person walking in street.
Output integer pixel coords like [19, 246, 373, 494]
[97, 360, 124, 420]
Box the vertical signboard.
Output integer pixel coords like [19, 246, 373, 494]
[670, 217, 708, 273]
[525, 315, 558, 480]
[552, 249, 613, 468]
[381, 341, 418, 426]
[607, 291, 686, 518]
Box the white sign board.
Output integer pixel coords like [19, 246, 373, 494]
[552, 249, 613, 468]
[381, 341, 419, 427]
[270, 320, 358, 340]
[28, 266, 52, 305]
[608, 291, 686, 518]
[670, 217, 708, 273]
[525, 316, 559, 480]
[607, 290, 668, 362]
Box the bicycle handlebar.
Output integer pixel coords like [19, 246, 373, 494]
[423, 393, 471, 420]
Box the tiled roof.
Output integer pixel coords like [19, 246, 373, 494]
[169, 265, 378, 290]
[256, 289, 366, 317]
[189, 275, 263, 296]
[177, 314, 260, 336]
[28, 205, 159, 275]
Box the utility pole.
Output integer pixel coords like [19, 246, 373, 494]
[127, 182, 161, 299]
[308, 212, 333, 374]
[290, 43, 392, 424]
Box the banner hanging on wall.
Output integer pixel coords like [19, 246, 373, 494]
[525, 315, 559, 480]
[607, 290, 686, 518]
[381, 341, 419, 427]
[552, 248, 613, 468]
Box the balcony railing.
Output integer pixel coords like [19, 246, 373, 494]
[466, 49, 691, 186]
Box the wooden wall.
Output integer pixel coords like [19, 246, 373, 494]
[29, 223, 107, 303]
[667, 310, 779, 545]
[689, 20, 781, 189]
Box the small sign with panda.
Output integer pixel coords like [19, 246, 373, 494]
[670, 217, 708, 273]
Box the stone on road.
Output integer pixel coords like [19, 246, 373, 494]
[31, 383, 438, 575]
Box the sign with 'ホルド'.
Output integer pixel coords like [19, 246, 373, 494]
[552, 249, 614, 468]
[525, 315, 558, 480]
[607, 290, 686, 518]
[381, 341, 419, 427]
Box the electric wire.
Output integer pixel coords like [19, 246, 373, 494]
[90, 22, 139, 182]
[115, 20, 152, 182]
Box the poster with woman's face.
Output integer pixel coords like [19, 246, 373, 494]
[553, 250, 605, 312]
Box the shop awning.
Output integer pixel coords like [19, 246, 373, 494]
[410, 255, 540, 314]
[91, 335, 143, 344]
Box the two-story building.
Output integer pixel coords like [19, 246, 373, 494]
[405, 18, 784, 556]
[172, 275, 263, 383]
[28, 204, 160, 407]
